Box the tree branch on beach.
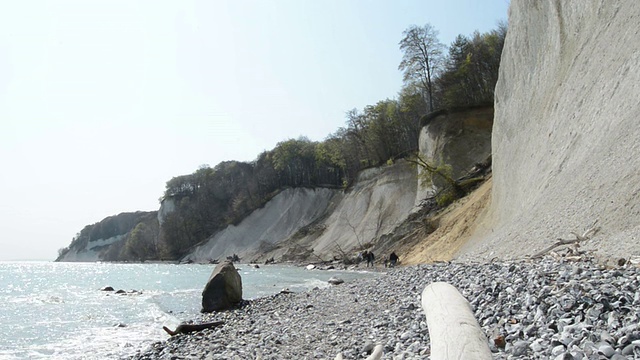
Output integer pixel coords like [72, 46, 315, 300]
[310, 251, 327, 264]
[333, 242, 355, 264]
[341, 215, 366, 250]
[530, 220, 600, 259]
[336, 344, 383, 360]
[163, 321, 225, 336]
[374, 199, 387, 239]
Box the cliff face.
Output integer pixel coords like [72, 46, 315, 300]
[185, 187, 338, 262]
[56, 211, 158, 262]
[458, 1, 640, 261]
[306, 161, 418, 257]
[184, 161, 419, 263]
[417, 106, 493, 195]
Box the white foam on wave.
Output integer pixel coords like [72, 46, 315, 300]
[22, 294, 176, 360]
[289, 278, 330, 291]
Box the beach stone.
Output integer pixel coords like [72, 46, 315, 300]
[554, 353, 574, 360]
[529, 340, 543, 353]
[601, 332, 615, 345]
[597, 343, 615, 357]
[570, 352, 584, 360]
[201, 260, 242, 312]
[621, 344, 636, 355]
[362, 341, 375, 353]
[493, 335, 506, 348]
[511, 340, 529, 356]
[552, 344, 567, 356]
[327, 277, 344, 285]
[132, 256, 640, 360]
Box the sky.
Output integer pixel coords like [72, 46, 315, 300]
[0, 0, 509, 261]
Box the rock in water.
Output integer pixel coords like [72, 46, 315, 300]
[201, 260, 242, 312]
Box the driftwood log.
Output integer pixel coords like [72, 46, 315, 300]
[421, 282, 492, 360]
[335, 344, 383, 360]
[163, 321, 225, 336]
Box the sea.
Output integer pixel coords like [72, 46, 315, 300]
[0, 261, 379, 360]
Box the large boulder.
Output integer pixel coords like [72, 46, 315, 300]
[201, 261, 243, 312]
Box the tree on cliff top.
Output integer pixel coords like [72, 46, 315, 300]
[436, 22, 507, 108]
[398, 24, 446, 113]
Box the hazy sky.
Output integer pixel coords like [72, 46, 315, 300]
[0, 0, 508, 261]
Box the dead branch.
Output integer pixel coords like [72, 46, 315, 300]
[163, 321, 225, 336]
[531, 220, 600, 259]
[310, 250, 327, 264]
[342, 215, 365, 249]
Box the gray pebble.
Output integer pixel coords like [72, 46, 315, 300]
[129, 255, 640, 360]
[621, 343, 636, 355]
[554, 353, 574, 360]
[511, 340, 529, 356]
[552, 344, 567, 356]
[530, 340, 543, 353]
[598, 343, 615, 357]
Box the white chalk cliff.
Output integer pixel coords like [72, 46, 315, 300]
[458, 0, 640, 261]
[185, 162, 420, 262]
[185, 105, 495, 263]
[57, 235, 125, 262]
[187, 187, 337, 262]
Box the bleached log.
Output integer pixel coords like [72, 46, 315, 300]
[421, 282, 491, 360]
[335, 344, 383, 360]
[365, 345, 383, 360]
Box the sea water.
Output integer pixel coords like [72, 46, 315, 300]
[0, 261, 378, 360]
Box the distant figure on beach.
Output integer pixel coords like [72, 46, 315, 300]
[366, 251, 375, 267]
[359, 251, 368, 264]
[389, 252, 399, 267]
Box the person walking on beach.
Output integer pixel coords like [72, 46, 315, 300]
[359, 250, 368, 265]
[366, 251, 375, 267]
[389, 252, 399, 267]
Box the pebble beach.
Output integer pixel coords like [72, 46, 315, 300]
[130, 255, 640, 359]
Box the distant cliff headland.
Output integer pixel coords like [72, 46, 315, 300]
[57, 23, 504, 264]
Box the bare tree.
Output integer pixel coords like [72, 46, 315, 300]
[342, 215, 365, 250]
[399, 24, 445, 112]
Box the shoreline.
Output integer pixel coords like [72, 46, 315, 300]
[128, 254, 640, 359]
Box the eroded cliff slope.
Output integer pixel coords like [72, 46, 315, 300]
[458, 0, 640, 261]
[185, 161, 420, 263]
[185, 187, 338, 262]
